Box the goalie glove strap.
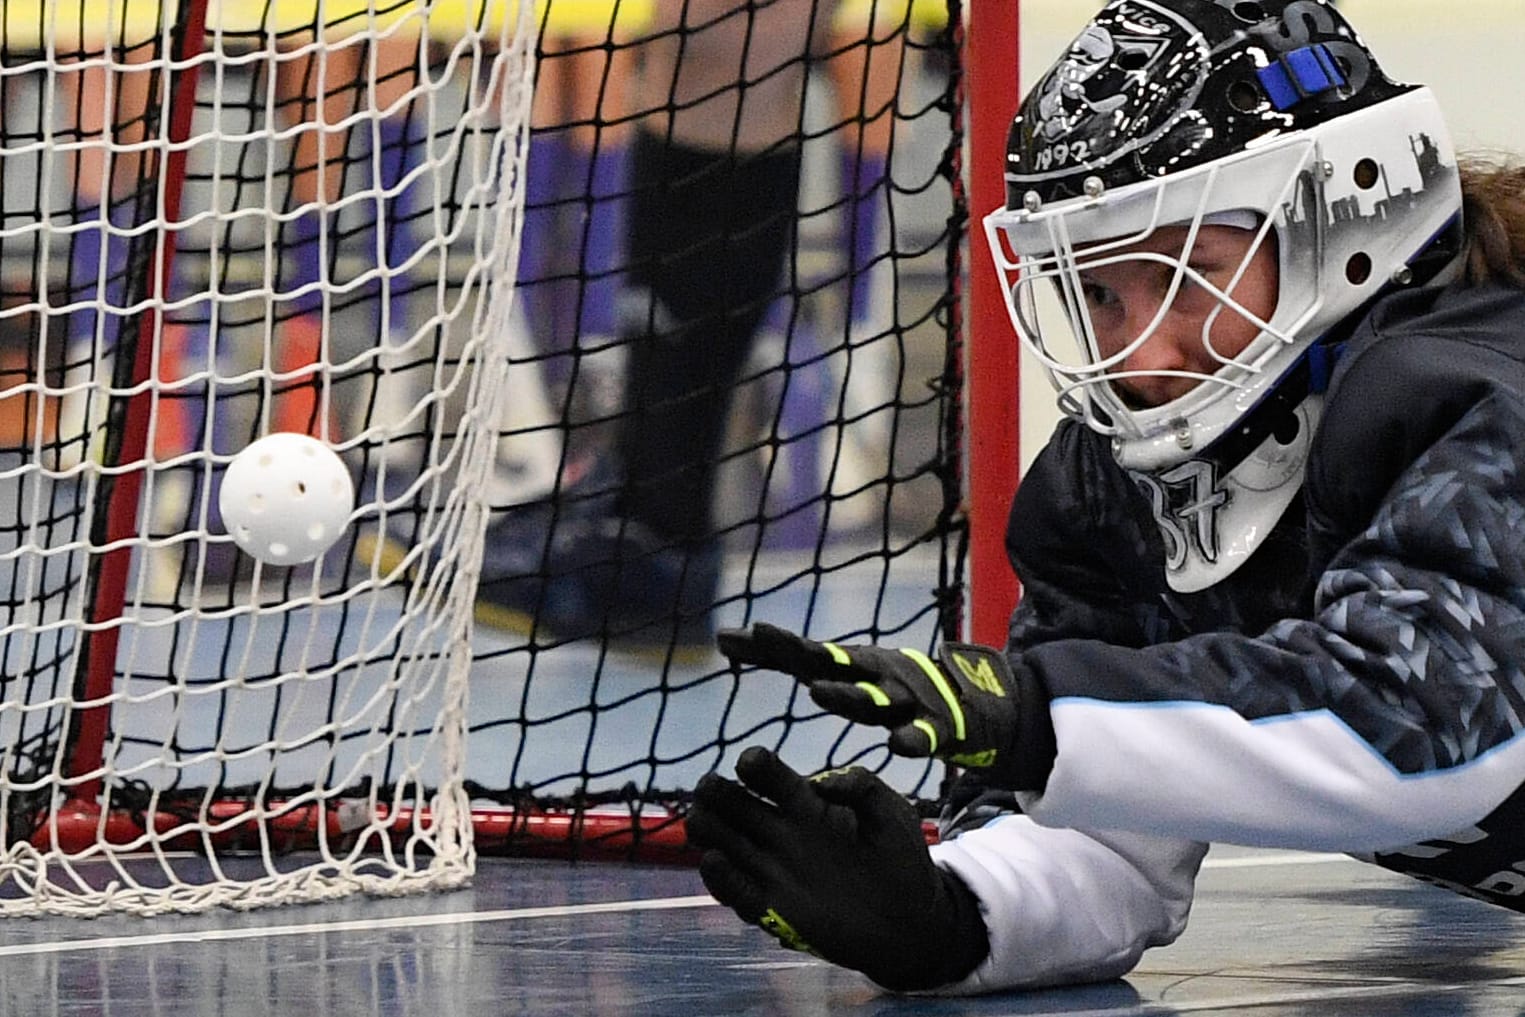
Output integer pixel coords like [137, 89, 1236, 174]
[936, 642, 1057, 793]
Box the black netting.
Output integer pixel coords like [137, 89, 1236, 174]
[459, 1, 968, 848]
[0, 0, 967, 864]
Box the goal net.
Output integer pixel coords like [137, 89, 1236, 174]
[0, 0, 532, 914]
[0, 0, 972, 914]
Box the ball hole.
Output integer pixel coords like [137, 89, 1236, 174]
[258, 453, 274, 468]
[308, 522, 327, 541]
[268, 542, 289, 559]
[249, 493, 265, 515]
[295, 481, 308, 496]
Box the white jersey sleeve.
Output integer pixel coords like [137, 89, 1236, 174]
[927, 812, 1207, 993]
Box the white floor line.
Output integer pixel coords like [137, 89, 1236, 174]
[0, 852, 1363, 960]
[0, 893, 716, 959]
[1201, 851, 1353, 869]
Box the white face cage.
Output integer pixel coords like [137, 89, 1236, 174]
[985, 87, 1460, 473]
[986, 134, 1334, 477]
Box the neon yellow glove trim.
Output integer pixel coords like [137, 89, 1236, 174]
[899, 648, 965, 742]
[760, 908, 820, 956]
[855, 682, 891, 707]
[823, 642, 852, 666]
[912, 718, 940, 755]
[949, 651, 1007, 697]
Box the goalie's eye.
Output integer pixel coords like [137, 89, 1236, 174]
[1078, 276, 1127, 341]
[1080, 277, 1119, 310]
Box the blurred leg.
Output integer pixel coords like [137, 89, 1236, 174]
[522, 26, 635, 418]
[367, 33, 425, 344]
[271, 37, 366, 438]
[828, 15, 900, 331]
[352, 33, 433, 489]
[489, 19, 639, 503]
[817, 12, 909, 518]
[56, 45, 158, 464]
[618, 131, 801, 546]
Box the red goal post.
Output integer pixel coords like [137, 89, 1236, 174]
[964, 0, 1023, 647]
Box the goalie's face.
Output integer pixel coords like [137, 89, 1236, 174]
[1076, 224, 1280, 410]
[988, 205, 1289, 450]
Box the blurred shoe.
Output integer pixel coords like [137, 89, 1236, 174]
[475, 503, 719, 664]
[351, 433, 599, 584]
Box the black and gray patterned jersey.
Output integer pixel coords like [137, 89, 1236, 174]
[929, 280, 1525, 994]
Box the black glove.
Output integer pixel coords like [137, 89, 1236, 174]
[717, 622, 1054, 790]
[686, 746, 989, 992]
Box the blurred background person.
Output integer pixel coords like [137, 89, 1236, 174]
[475, 0, 842, 658]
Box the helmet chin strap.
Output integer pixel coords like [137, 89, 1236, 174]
[1408, 213, 1468, 288]
[1159, 348, 1323, 488]
[1123, 347, 1326, 592]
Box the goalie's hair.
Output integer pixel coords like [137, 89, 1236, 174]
[1460, 156, 1525, 289]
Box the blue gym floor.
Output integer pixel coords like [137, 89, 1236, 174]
[2, 844, 1522, 1015]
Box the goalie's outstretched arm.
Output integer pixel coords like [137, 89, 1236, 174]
[717, 622, 1057, 790]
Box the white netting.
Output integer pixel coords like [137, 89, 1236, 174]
[0, 0, 533, 916]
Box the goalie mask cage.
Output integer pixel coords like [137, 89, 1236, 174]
[0, 0, 1010, 917]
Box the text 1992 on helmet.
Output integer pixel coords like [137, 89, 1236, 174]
[984, 0, 1464, 592]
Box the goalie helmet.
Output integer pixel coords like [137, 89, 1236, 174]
[984, 0, 1464, 592]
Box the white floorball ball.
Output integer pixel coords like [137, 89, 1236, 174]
[219, 432, 356, 566]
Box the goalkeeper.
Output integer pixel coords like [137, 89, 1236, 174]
[688, 0, 1525, 995]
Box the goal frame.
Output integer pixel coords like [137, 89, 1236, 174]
[3, 0, 538, 914]
[4, 0, 1030, 902]
[68, 0, 211, 808]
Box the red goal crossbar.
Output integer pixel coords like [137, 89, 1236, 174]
[33, 800, 942, 864]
